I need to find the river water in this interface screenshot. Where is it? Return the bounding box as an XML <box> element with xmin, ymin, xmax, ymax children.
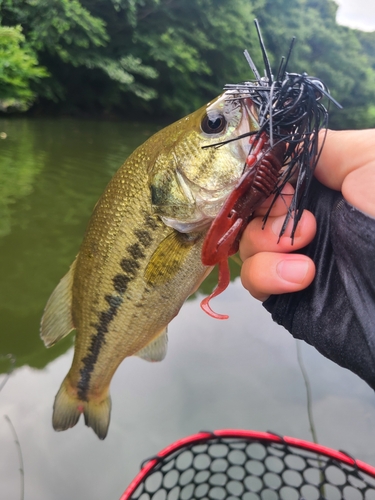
<box><xmin>0</xmin><ymin>118</ymin><xmax>374</xmax><ymax>500</ymax></box>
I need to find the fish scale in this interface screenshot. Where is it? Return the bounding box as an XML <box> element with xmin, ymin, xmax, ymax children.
<box><xmin>40</xmin><ymin>93</ymin><xmax>255</xmax><ymax>439</ymax></box>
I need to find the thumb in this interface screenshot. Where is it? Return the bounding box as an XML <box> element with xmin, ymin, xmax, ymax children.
<box><xmin>316</xmin><ymin>129</ymin><xmax>375</xmax><ymax>216</ymax></box>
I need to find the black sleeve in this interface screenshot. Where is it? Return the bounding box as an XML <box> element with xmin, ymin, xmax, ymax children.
<box><xmin>263</xmin><ymin>178</ymin><xmax>375</xmax><ymax>391</ymax></box>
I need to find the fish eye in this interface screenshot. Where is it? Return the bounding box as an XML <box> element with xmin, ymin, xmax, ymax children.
<box><xmin>201</xmin><ymin>112</ymin><xmax>227</xmax><ymax>134</ymax></box>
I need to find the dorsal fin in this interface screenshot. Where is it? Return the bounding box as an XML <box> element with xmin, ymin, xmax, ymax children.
<box><xmin>40</xmin><ymin>259</ymin><xmax>76</xmax><ymax>347</ymax></box>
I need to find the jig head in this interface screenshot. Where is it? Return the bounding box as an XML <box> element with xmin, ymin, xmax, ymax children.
<box><xmin>200</xmin><ymin>20</ymin><xmax>341</xmax><ymax>319</ymax></box>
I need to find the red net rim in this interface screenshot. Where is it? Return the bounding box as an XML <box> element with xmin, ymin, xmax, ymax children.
<box><xmin>120</xmin><ymin>429</ymin><xmax>375</xmax><ymax>499</ymax></box>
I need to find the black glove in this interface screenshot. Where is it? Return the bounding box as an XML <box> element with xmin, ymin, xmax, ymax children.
<box><xmin>263</xmin><ymin>178</ymin><xmax>375</xmax><ymax>391</ymax></box>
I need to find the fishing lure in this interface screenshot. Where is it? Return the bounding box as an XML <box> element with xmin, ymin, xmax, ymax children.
<box><xmin>200</xmin><ymin>20</ymin><xmax>341</xmax><ymax>319</ymax></box>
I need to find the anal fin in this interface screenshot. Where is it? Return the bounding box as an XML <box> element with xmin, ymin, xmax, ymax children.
<box><xmin>134</xmin><ymin>328</ymin><xmax>168</xmax><ymax>362</ymax></box>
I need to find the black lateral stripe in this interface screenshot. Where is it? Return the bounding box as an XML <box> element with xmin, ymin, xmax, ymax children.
<box><xmin>134</xmin><ymin>229</ymin><xmax>153</xmax><ymax>248</ymax></box>
<box><xmin>77</xmin><ymin>217</ymin><xmax>155</xmax><ymax>399</ymax></box>
<box><xmin>77</xmin><ymin>295</ymin><xmax>123</xmax><ymax>400</ymax></box>
<box><xmin>120</xmin><ymin>258</ymin><xmax>140</xmax><ymax>275</ymax></box>
<box><xmin>127</xmin><ymin>243</ymin><xmax>145</xmax><ymax>259</ymax></box>
<box><xmin>144</xmin><ymin>213</ymin><xmax>159</xmax><ymax>230</ymax></box>
<box><xmin>113</xmin><ymin>274</ymin><xmax>131</xmax><ymax>294</ymax></box>
<box><xmin>105</xmin><ymin>294</ymin><xmax>123</xmax><ymax>307</ymax></box>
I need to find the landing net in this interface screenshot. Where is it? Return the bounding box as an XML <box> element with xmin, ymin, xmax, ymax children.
<box><xmin>120</xmin><ymin>430</ymin><xmax>375</xmax><ymax>500</ymax></box>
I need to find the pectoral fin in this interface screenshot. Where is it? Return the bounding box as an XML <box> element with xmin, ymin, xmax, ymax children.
<box><xmin>135</xmin><ymin>328</ymin><xmax>168</xmax><ymax>362</ymax></box>
<box><xmin>40</xmin><ymin>259</ymin><xmax>76</xmax><ymax>348</ymax></box>
<box><xmin>144</xmin><ymin>231</ymin><xmax>199</xmax><ymax>286</ymax></box>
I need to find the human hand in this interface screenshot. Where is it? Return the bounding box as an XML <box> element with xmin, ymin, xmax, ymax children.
<box><xmin>239</xmin><ymin>129</ymin><xmax>375</xmax><ymax>301</ymax></box>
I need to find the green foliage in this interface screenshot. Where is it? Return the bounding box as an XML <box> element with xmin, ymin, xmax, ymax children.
<box><xmin>1</xmin><ymin>0</ymin><xmax>108</xmax><ymax>55</ymax></box>
<box><xmin>252</xmin><ymin>0</ymin><xmax>375</xmax><ymax>129</ymax></box>
<box><xmin>357</xmin><ymin>30</ymin><xmax>375</xmax><ymax>71</ymax></box>
<box><xmin>0</xmin><ymin>24</ymin><xmax>47</xmax><ymax>110</ymax></box>
<box><xmin>123</xmin><ymin>0</ymin><xmax>259</xmax><ymax>115</ymax></box>
<box><xmin>0</xmin><ymin>0</ymin><xmax>260</xmax><ymax>115</ymax></box>
<box><xmin>1</xmin><ymin>0</ymin><xmax>375</xmax><ymax>127</ymax></box>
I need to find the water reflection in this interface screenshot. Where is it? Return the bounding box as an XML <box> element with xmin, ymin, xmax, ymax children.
<box><xmin>0</xmin><ymin>120</ymin><xmax>45</xmax><ymax>238</ymax></box>
<box><xmin>1</xmin><ymin>286</ymin><xmax>375</xmax><ymax>499</ymax></box>
<box><xmin>0</xmin><ymin>118</ymin><xmax>160</xmax><ymax>371</ymax></box>
<box><xmin>0</xmin><ymin>119</ymin><xmax>374</xmax><ymax>500</ymax></box>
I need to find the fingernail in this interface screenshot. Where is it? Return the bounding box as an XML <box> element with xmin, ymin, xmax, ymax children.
<box><xmin>276</xmin><ymin>259</ymin><xmax>309</xmax><ymax>284</ymax></box>
<box><xmin>272</xmin><ymin>215</ymin><xmax>287</xmax><ymax>236</ymax></box>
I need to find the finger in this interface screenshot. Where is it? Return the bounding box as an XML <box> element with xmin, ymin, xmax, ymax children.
<box><xmin>239</xmin><ymin>209</ymin><xmax>316</xmax><ymax>261</ymax></box>
<box><xmin>241</xmin><ymin>252</ymin><xmax>316</xmax><ymax>301</ymax></box>
<box><xmin>342</xmin><ymin>162</ymin><xmax>375</xmax><ymax>217</ymax></box>
<box><xmin>316</xmin><ymin>129</ymin><xmax>375</xmax><ymax>190</ymax></box>
<box><xmin>253</xmin><ymin>182</ymin><xmax>295</xmax><ymax>217</ymax></box>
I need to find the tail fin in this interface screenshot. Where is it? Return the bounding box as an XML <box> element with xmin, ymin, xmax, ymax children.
<box><xmin>52</xmin><ymin>379</ymin><xmax>111</xmax><ymax>440</ymax></box>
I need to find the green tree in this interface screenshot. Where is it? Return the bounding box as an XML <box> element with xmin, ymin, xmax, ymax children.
<box><xmin>252</xmin><ymin>0</ymin><xmax>375</xmax><ymax>129</ymax></box>
<box><xmin>112</xmin><ymin>0</ymin><xmax>259</xmax><ymax>115</ymax></box>
<box><xmin>0</xmin><ymin>24</ymin><xmax>47</xmax><ymax>110</ymax></box>
<box><xmin>1</xmin><ymin>0</ymin><xmax>375</xmax><ymax>126</ymax></box>
<box><xmin>0</xmin><ymin>0</ymin><xmax>259</xmax><ymax>116</ymax></box>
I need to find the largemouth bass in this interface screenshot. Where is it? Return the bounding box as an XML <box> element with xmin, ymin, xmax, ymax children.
<box><xmin>40</xmin><ymin>92</ymin><xmax>258</xmax><ymax>439</ymax></box>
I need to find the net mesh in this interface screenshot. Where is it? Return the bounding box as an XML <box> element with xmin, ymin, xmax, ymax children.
<box><xmin>129</xmin><ymin>436</ymin><xmax>375</xmax><ymax>500</ymax></box>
